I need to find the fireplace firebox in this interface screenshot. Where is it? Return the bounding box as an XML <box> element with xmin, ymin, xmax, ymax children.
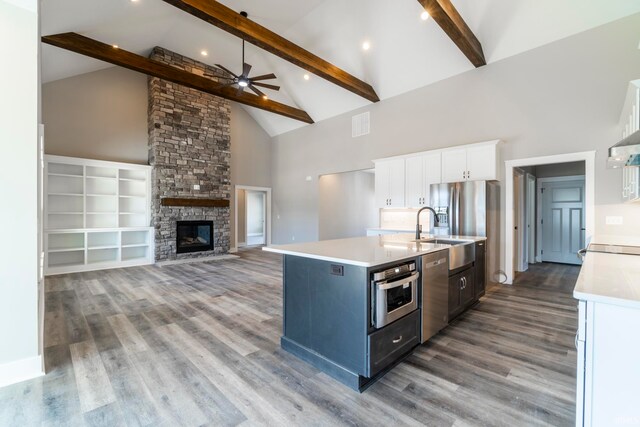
<box><xmin>176</xmin><ymin>221</ymin><xmax>214</xmax><ymax>254</ymax></box>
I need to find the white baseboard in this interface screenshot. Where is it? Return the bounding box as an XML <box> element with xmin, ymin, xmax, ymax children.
<box><xmin>0</xmin><ymin>355</ymin><xmax>44</xmax><ymax>389</ymax></box>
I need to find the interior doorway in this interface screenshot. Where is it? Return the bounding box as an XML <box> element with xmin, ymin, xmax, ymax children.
<box><xmin>234</xmin><ymin>185</ymin><xmax>271</xmax><ymax>249</ymax></box>
<box><xmin>505</xmin><ymin>152</ymin><xmax>595</xmax><ymax>284</ymax></box>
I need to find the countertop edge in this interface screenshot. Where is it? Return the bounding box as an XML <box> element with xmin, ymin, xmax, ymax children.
<box><xmin>573</xmin><ymin>290</ymin><xmax>640</xmax><ymax>310</ymax></box>
<box><xmin>262</xmin><ymin>245</ymin><xmax>451</xmax><ymax>268</ymax></box>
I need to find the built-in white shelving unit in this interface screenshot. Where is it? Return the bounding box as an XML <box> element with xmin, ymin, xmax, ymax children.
<box><xmin>45</xmin><ymin>155</ymin><xmax>154</xmax><ymax>275</ymax></box>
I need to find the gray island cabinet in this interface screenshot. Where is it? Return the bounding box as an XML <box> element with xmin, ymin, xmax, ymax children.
<box><xmin>264</xmin><ymin>234</ymin><xmax>487</xmax><ymax>391</ymax></box>
<box><xmin>281</xmin><ymin>254</ymin><xmax>421</xmax><ymax>391</ymax></box>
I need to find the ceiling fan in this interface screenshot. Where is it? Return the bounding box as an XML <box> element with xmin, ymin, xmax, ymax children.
<box><xmin>215</xmin><ymin>12</ymin><xmax>280</xmax><ymax>99</ymax></box>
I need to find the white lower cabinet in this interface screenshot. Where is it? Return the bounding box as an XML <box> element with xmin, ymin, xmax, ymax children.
<box><xmin>576</xmin><ymin>300</ymin><xmax>640</xmax><ymax>426</ymax></box>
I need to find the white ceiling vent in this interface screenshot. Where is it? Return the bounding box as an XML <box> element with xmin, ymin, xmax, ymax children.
<box><xmin>352</xmin><ymin>112</ymin><xmax>370</xmax><ymax>138</ymax></box>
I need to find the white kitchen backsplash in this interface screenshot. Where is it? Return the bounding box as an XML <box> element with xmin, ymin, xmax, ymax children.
<box><xmin>379</xmin><ymin>209</ymin><xmax>419</xmax><ymax>230</ymax></box>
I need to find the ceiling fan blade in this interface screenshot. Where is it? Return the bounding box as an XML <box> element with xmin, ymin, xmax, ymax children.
<box><xmin>249</xmin><ymin>85</ymin><xmax>267</xmax><ymax>98</ymax></box>
<box><xmin>249</xmin><ymin>73</ymin><xmax>276</xmax><ymax>81</ymax></box>
<box><xmin>252</xmin><ymin>82</ymin><xmax>280</xmax><ymax>91</ymax></box>
<box><xmin>215</xmin><ymin>64</ymin><xmax>238</xmax><ymax>78</ymax></box>
<box><xmin>242</xmin><ymin>62</ymin><xmax>252</xmax><ymax>77</ymax></box>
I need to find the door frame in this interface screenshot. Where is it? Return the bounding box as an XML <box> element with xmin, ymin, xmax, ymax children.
<box><xmin>514</xmin><ymin>168</ymin><xmax>527</xmax><ymax>272</ymax></box>
<box><xmin>526</xmin><ymin>173</ymin><xmax>536</xmax><ymax>265</ymax></box>
<box><xmin>233</xmin><ymin>185</ymin><xmax>272</xmax><ymax>252</ymax></box>
<box><xmin>505</xmin><ymin>151</ymin><xmax>595</xmax><ymax>284</ymax></box>
<box><xmin>536</xmin><ymin>175</ymin><xmax>586</xmax><ymax>263</ymax></box>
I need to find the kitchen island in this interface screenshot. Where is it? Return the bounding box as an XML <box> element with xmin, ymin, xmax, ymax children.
<box><xmin>263</xmin><ymin>233</ymin><xmax>486</xmax><ymax>391</ymax></box>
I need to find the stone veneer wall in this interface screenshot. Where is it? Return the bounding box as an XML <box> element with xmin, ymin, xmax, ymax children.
<box><xmin>148</xmin><ymin>47</ymin><xmax>231</xmax><ymax>261</ymax></box>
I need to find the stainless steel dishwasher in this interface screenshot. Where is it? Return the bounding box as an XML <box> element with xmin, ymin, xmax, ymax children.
<box><xmin>421</xmin><ymin>249</ymin><xmax>450</xmax><ymax>343</ymax></box>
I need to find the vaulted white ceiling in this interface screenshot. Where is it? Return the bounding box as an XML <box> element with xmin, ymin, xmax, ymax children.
<box><xmin>41</xmin><ymin>0</ymin><xmax>640</xmax><ymax>136</ymax></box>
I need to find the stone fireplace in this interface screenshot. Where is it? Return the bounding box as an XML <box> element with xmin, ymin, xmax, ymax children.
<box><xmin>148</xmin><ymin>47</ymin><xmax>231</xmax><ymax>261</ymax></box>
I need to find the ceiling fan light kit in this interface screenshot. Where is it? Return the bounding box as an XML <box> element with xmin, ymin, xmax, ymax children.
<box><xmin>213</xmin><ymin>11</ymin><xmax>281</xmax><ymax>99</ymax></box>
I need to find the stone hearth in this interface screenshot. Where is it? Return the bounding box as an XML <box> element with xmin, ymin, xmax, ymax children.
<box><xmin>148</xmin><ymin>47</ymin><xmax>231</xmax><ymax>261</ymax></box>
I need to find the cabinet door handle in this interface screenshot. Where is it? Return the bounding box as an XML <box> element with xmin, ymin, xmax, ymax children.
<box><xmin>574</xmin><ymin>332</ymin><xmax>579</xmax><ymax>350</ymax></box>
<box><xmin>392</xmin><ymin>336</ymin><xmax>403</xmax><ymax>344</ymax></box>
<box><xmin>468</xmin><ymin>170</ymin><xmax>470</xmax><ymax>179</ymax></box>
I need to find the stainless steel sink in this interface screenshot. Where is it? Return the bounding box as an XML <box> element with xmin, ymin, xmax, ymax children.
<box><xmin>418</xmin><ymin>238</ymin><xmax>475</xmax><ymax>270</ymax></box>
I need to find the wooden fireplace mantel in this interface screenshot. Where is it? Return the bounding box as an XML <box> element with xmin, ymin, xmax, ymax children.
<box><xmin>161</xmin><ymin>198</ymin><xmax>230</xmax><ymax>208</ymax></box>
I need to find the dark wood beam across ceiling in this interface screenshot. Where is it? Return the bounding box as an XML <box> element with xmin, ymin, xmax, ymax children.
<box><xmin>41</xmin><ymin>32</ymin><xmax>314</xmax><ymax>124</ymax></box>
<box><xmin>161</xmin><ymin>0</ymin><xmax>380</xmax><ymax>103</ymax></box>
<box><xmin>418</xmin><ymin>0</ymin><xmax>486</xmax><ymax>67</ymax></box>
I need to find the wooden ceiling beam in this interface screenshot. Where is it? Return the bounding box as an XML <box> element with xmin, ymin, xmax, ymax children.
<box><xmin>41</xmin><ymin>32</ymin><xmax>314</xmax><ymax>124</ymax></box>
<box><xmin>161</xmin><ymin>0</ymin><xmax>380</xmax><ymax>103</ymax></box>
<box><xmin>418</xmin><ymin>0</ymin><xmax>486</xmax><ymax>67</ymax></box>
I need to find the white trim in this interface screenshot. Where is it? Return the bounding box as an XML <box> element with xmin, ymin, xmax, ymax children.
<box><xmin>4</xmin><ymin>0</ymin><xmax>38</xmax><ymax>13</ymax></box>
<box><xmin>505</xmin><ymin>151</ymin><xmax>595</xmax><ymax>284</ymax></box>
<box><xmin>234</xmin><ymin>185</ymin><xmax>272</xmax><ymax>252</ymax></box>
<box><xmin>536</xmin><ymin>175</ymin><xmax>586</xmax><ymax>184</ymax></box>
<box><xmin>0</xmin><ymin>355</ymin><xmax>44</xmax><ymax>388</ymax></box>
<box><xmin>526</xmin><ymin>173</ymin><xmax>536</xmax><ymax>265</ymax></box>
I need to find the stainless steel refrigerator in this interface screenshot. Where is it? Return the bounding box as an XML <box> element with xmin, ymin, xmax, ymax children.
<box><xmin>430</xmin><ymin>181</ymin><xmax>501</xmax><ymax>285</ymax></box>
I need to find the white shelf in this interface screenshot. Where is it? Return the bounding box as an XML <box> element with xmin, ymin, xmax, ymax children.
<box><xmin>49</xmin><ymin>193</ymin><xmax>83</xmax><ymax>197</ymax></box>
<box><xmin>48</xmin><ymin>212</ymin><xmax>83</xmax><ymax>215</ymax></box>
<box><xmin>48</xmin><ymin>173</ymin><xmax>82</xmax><ymax>179</ymax></box>
<box><xmin>45</xmin><ymin>155</ymin><xmax>153</xmax><ymax>275</ymax></box>
<box><xmin>88</xmin><ymin>245</ymin><xmax>119</xmax><ymax>250</ymax></box>
<box><xmin>48</xmin><ymin>247</ymin><xmax>85</xmax><ymax>253</ymax></box>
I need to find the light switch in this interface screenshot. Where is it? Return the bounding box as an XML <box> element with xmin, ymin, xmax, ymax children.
<box><xmin>605</xmin><ymin>216</ymin><xmax>623</xmax><ymax>225</ymax></box>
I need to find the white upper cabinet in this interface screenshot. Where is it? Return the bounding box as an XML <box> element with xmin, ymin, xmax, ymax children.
<box><xmin>441</xmin><ymin>142</ymin><xmax>499</xmax><ymax>183</ymax></box>
<box><xmin>375</xmin><ymin>159</ymin><xmax>405</xmax><ymax>208</ymax></box>
<box><xmin>622</xmin><ymin>166</ymin><xmax>639</xmax><ymax>202</ymax></box>
<box><xmin>374</xmin><ymin>140</ymin><xmax>500</xmax><ymax>209</ymax></box>
<box><xmin>405</xmin><ymin>152</ymin><xmax>441</xmax><ymax>207</ymax></box>
<box><xmin>441</xmin><ymin>148</ymin><xmax>468</xmax><ymax>183</ymax></box>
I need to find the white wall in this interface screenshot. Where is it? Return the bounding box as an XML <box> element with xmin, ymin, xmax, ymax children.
<box><xmin>43</xmin><ymin>67</ymin><xmax>148</xmax><ymax>164</ymax></box>
<box><xmin>318</xmin><ymin>171</ymin><xmax>377</xmax><ymax>240</ymax></box>
<box><xmin>0</xmin><ymin>0</ymin><xmax>42</xmax><ymax>385</ymax></box>
<box><xmin>270</xmin><ymin>13</ymin><xmax>640</xmax><ymax>270</ymax></box>
<box><xmin>230</xmin><ymin>103</ymin><xmax>272</xmax><ymax>249</ymax></box>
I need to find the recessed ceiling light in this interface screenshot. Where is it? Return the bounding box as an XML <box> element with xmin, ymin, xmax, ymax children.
<box><xmin>201</xmin><ymin>50</ymin><xmax>208</xmax><ymax>56</ymax></box>
<box><xmin>262</xmin><ymin>95</ymin><xmax>268</xmax><ymax>100</ymax></box>
<box><xmin>362</xmin><ymin>41</ymin><xmax>371</xmax><ymax>51</ymax></box>
<box><xmin>303</xmin><ymin>74</ymin><xmax>310</xmax><ymax>80</ymax></box>
<box><xmin>112</xmin><ymin>44</ymin><xmax>119</xmax><ymax>49</ymax></box>
<box><xmin>421</xmin><ymin>11</ymin><xmax>430</xmax><ymax>21</ymax></box>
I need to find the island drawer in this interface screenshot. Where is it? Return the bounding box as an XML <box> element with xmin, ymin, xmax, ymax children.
<box><xmin>368</xmin><ymin>310</ymin><xmax>420</xmax><ymax>377</ymax></box>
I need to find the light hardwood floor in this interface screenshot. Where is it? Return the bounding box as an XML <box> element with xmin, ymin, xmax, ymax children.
<box><xmin>0</xmin><ymin>251</ymin><xmax>579</xmax><ymax>426</ymax></box>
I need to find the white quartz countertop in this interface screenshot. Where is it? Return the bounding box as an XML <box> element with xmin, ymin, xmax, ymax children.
<box><xmin>262</xmin><ymin>234</ymin><xmax>486</xmax><ymax>268</ymax></box>
<box><xmin>573</xmin><ymin>235</ymin><xmax>640</xmax><ymax>309</ymax></box>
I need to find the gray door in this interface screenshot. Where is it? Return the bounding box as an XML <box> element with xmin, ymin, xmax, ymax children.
<box><xmin>541</xmin><ymin>179</ymin><xmax>585</xmax><ymax>265</ymax></box>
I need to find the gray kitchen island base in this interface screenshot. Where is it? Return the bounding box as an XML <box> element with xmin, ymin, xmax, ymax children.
<box><xmin>281</xmin><ymin>254</ymin><xmax>421</xmax><ymax>392</ymax></box>
<box><xmin>281</xmin><ymin>334</ymin><xmax>417</xmax><ymax>392</ymax></box>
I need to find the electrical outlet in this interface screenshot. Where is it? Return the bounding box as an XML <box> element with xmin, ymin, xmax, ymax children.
<box><xmin>193</xmin><ymin>184</ymin><xmax>200</xmax><ymax>190</ymax></box>
<box><xmin>605</xmin><ymin>216</ymin><xmax>623</xmax><ymax>225</ymax></box>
